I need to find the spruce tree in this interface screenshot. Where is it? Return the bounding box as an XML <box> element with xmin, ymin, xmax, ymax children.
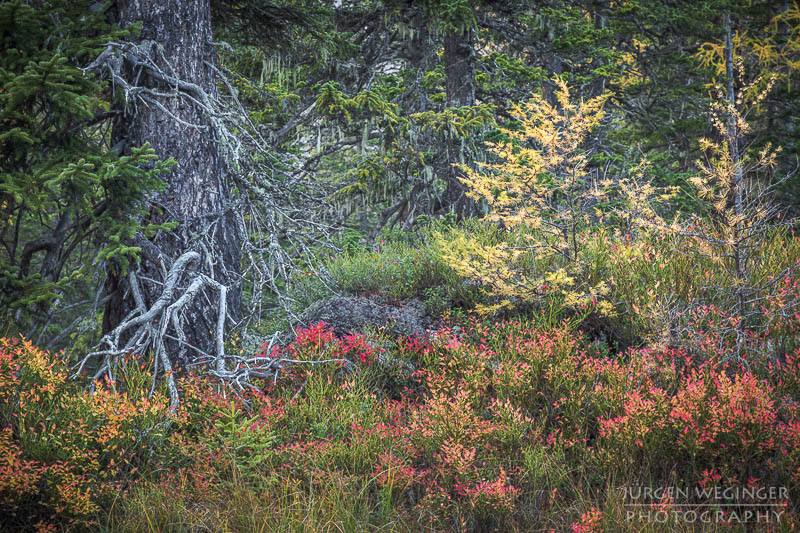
<box><xmin>0</xmin><ymin>0</ymin><xmax>170</xmax><ymax>346</ymax></box>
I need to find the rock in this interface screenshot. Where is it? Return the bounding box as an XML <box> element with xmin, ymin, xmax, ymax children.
<box><xmin>298</xmin><ymin>296</ymin><xmax>432</xmax><ymax>338</ymax></box>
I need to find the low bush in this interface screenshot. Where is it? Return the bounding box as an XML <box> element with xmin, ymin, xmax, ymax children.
<box><xmin>4</xmin><ymin>294</ymin><xmax>799</xmax><ymax>531</ymax></box>
<box><xmin>0</xmin><ymin>338</ymin><xmax>173</xmax><ymax>531</ymax></box>
<box><xmin>99</xmin><ymin>317</ymin><xmax>800</xmax><ymax>531</ymax></box>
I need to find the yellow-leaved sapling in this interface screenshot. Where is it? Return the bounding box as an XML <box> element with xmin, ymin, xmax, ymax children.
<box><xmin>438</xmin><ymin>79</ymin><xmax>668</xmax><ymax>317</ymax></box>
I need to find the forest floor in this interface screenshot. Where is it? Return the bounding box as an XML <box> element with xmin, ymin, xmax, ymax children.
<box><xmin>2</xmin><ymin>227</ymin><xmax>799</xmax><ymax>532</ymax></box>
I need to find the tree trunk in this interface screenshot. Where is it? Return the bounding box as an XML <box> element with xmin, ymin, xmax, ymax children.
<box><xmin>724</xmin><ymin>12</ymin><xmax>747</xmax><ymax>325</ymax></box>
<box><xmin>441</xmin><ymin>24</ymin><xmax>478</xmax><ymax>218</ymax></box>
<box><xmin>104</xmin><ymin>0</ymin><xmax>240</xmax><ymax>367</ymax></box>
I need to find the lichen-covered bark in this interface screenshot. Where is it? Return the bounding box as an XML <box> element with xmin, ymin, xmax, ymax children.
<box><xmin>104</xmin><ymin>0</ymin><xmax>240</xmax><ymax>366</ymax></box>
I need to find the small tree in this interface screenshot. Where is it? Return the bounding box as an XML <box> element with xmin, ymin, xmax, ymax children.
<box><xmin>0</xmin><ymin>1</ymin><xmax>170</xmax><ymax>344</ymax></box>
<box><xmin>439</xmin><ymin>79</ymin><xmax>628</xmax><ymax>315</ymax></box>
<box><xmin>684</xmin><ymin>70</ymin><xmax>798</xmax><ymax>356</ymax></box>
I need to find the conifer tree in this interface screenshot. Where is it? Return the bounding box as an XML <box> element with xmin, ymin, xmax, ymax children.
<box><xmin>101</xmin><ymin>0</ymin><xmax>242</xmax><ymax>371</ymax></box>
<box><xmin>0</xmin><ymin>0</ymin><xmax>170</xmax><ymax>344</ymax></box>
<box><xmin>685</xmin><ymin>73</ymin><xmax>796</xmax><ymax>356</ymax></box>
<box><xmin>440</xmin><ymin>80</ymin><xmax>620</xmax><ymax>314</ymax></box>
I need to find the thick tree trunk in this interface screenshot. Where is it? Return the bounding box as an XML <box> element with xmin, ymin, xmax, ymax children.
<box><xmin>444</xmin><ymin>28</ymin><xmax>476</xmax><ymax>109</ymax></box>
<box><xmin>441</xmin><ymin>25</ymin><xmax>478</xmax><ymax>218</ymax></box>
<box><xmin>104</xmin><ymin>0</ymin><xmax>240</xmax><ymax>367</ymax></box>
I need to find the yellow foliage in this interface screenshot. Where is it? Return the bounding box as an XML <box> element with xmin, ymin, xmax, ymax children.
<box><xmin>695</xmin><ymin>4</ymin><xmax>800</xmax><ymax>86</ymax></box>
<box><xmin>440</xmin><ymin>80</ymin><xmax>659</xmax><ymax>315</ymax></box>
<box><xmin>458</xmin><ymin>79</ymin><xmax>608</xmax><ymax>255</ymax></box>
<box><xmin>691</xmin><ymin>77</ymin><xmax>780</xmax><ymax>238</ymax></box>
<box><xmin>681</xmin><ymin>70</ymin><xmax>790</xmax><ymax>342</ymax></box>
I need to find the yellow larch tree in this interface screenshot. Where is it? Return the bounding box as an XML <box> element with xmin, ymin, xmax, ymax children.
<box><xmin>438</xmin><ymin>79</ymin><xmax>631</xmax><ymax>315</ymax></box>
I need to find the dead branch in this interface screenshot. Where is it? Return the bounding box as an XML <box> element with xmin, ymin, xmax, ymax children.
<box><xmin>77</xmin><ymin>37</ymin><xmax>344</xmax><ymax>406</ymax></box>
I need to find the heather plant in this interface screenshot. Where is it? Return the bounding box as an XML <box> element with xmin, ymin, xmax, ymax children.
<box><xmin>5</xmin><ymin>311</ymin><xmax>800</xmax><ymax>531</ymax></box>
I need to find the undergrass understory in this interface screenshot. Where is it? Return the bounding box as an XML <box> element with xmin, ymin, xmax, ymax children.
<box><xmin>2</xmin><ymin>227</ymin><xmax>800</xmax><ymax>532</ymax></box>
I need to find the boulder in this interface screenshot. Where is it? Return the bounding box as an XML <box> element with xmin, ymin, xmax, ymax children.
<box><xmin>298</xmin><ymin>296</ymin><xmax>432</xmax><ymax>338</ymax></box>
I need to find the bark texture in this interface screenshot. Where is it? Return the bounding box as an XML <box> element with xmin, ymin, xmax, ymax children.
<box><xmin>442</xmin><ymin>25</ymin><xmax>478</xmax><ymax>218</ymax></box>
<box><xmin>104</xmin><ymin>0</ymin><xmax>240</xmax><ymax>366</ymax></box>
